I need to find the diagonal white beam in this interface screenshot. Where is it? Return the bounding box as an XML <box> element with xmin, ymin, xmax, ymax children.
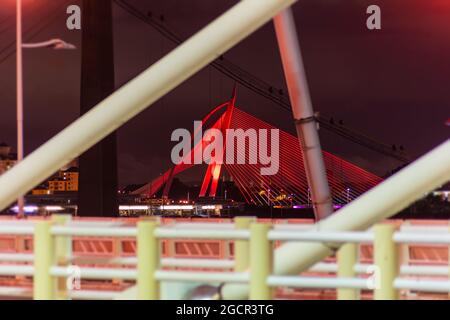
<box><xmin>221</xmin><ymin>139</ymin><xmax>450</xmax><ymax>299</ymax></box>
<box><xmin>274</xmin><ymin>8</ymin><xmax>333</xmax><ymax>220</ymax></box>
<box><xmin>0</xmin><ymin>0</ymin><xmax>297</xmax><ymax>211</ymax></box>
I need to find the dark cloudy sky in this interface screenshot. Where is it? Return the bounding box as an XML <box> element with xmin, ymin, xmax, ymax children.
<box><xmin>0</xmin><ymin>0</ymin><xmax>449</xmax><ymax>186</ymax></box>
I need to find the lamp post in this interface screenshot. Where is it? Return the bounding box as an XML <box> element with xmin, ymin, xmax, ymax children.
<box><xmin>16</xmin><ymin>0</ymin><xmax>24</xmax><ymax>218</ymax></box>
<box><xmin>16</xmin><ymin>0</ymin><xmax>76</xmax><ymax>218</ymax></box>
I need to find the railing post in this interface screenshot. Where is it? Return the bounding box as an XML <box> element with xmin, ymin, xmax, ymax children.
<box><xmin>250</xmin><ymin>223</ymin><xmax>273</xmax><ymax>300</ymax></box>
<box><xmin>337</xmin><ymin>243</ymin><xmax>359</xmax><ymax>300</ymax></box>
<box><xmin>112</xmin><ymin>237</ymin><xmax>124</xmax><ymax>285</ymax></box>
<box><xmin>374</xmin><ymin>224</ymin><xmax>399</xmax><ymax>300</ymax></box>
<box><xmin>34</xmin><ymin>220</ymin><xmax>56</xmax><ymax>300</ymax></box>
<box><xmin>234</xmin><ymin>217</ymin><xmax>254</xmax><ymax>272</ymax></box>
<box><xmin>52</xmin><ymin>214</ymin><xmax>72</xmax><ymax>299</ymax></box>
<box><xmin>137</xmin><ymin>220</ymin><xmax>159</xmax><ymax>300</ymax></box>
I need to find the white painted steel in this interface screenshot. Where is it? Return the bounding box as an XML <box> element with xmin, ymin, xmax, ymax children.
<box><xmin>0</xmin><ymin>226</ymin><xmax>34</xmax><ymax>235</ymax></box>
<box><xmin>0</xmin><ymin>253</ymin><xmax>34</xmax><ymax>262</ymax></box>
<box><xmin>155</xmin><ymin>270</ymin><xmax>249</xmax><ymax>283</ymax></box>
<box><xmin>161</xmin><ymin>258</ymin><xmax>235</xmax><ymax>269</ymax></box>
<box><xmin>50</xmin><ymin>266</ymin><xmax>137</xmax><ymax>280</ymax></box>
<box><xmin>51</xmin><ymin>226</ymin><xmax>137</xmax><ymax>237</ymax></box>
<box><xmin>0</xmin><ymin>265</ymin><xmax>34</xmax><ymax>276</ymax></box>
<box><xmin>155</xmin><ymin>228</ymin><xmax>249</xmax><ymax>240</ymax></box>
<box><xmin>268</xmin><ymin>230</ymin><xmax>374</xmax><ymax>243</ymax></box>
<box><xmin>267</xmin><ymin>276</ymin><xmax>369</xmax><ymax>289</ymax></box>
<box><xmin>394</xmin><ymin>279</ymin><xmax>450</xmax><ymax>293</ymax></box>
<box><xmin>222</xmin><ymin>140</ymin><xmax>450</xmax><ymax>299</ymax></box>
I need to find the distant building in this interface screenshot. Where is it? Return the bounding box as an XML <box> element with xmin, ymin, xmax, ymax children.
<box><xmin>0</xmin><ymin>142</ymin><xmax>17</xmax><ymax>175</ymax></box>
<box><xmin>432</xmin><ymin>182</ymin><xmax>450</xmax><ymax>202</ymax></box>
<box><xmin>60</xmin><ymin>167</ymin><xmax>79</xmax><ymax>192</ymax></box>
<box><xmin>33</xmin><ymin>166</ymin><xmax>79</xmax><ymax>194</ymax></box>
<box><xmin>32</xmin><ymin>183</ymin><xmax>51</xmax><ymax>195</ymax></box>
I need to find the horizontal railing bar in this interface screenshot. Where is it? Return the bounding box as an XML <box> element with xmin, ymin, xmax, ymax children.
<box><xmin>51</xmin><ymin>226</ymin><xmax>137</xmax><ymax>237</ymax></box>
<box><xmin>0</xmin><ymin>253</ymin><xmax>34</xmax><ymax>262</ymax></box>
<box><xmin>166</xmin><ymin>223</ymin><xmax>234</xmax><ymax>229</ymax></box>
<box><xmin>394</xmin><ymin>279</ymin><xmax>450</xmax><ymax>293</ymax></box>
<box><xmin>267</xmin><ymin>276</ymin><xmax>370</xmax><ymax>289</ymax></box>
<box><xmin>0</xmin><ymin>286</ymin><xmax>30</xmax><ymax>297</ymax></box>
<box><xmin>71</xmin><ymin>256</ymin><xmax>138</xmax><ymax>266</ymax></box>
<box><xmin>170</xmin><ymin>223</ymin><xmax>314</xmax><ymax>231</ymax></box>
<box><xmin>0</xmin><ymin>265</ymin><xmax>34</xmax><ymax>276</ymax></box>
<box><xmin>310</xmin><ymin>263</ymin><xmax>449</xmax><ymax>276</ymax></box>
<box><xmin>393</xmin><ymin>233</ymin><xmax>450</xmax><ymax>244</ymax></box>
<box><xmin>400</xmin><ymin>265</ymin><xmax>449</xmax><ymax>276</ymax></box>
<box><xmin>155</xmin><ymin>270</ymin><xmax>249</xmax><ymax>283</ymax></box>
<box><xmin>0</xmin><ymin>226</ymin><xmax>35</xmax><ymax>235</ymax></box>
<box><xmin>161</xmin><ymin>258</ymin><xmax>235</xmax><ymax>269</ymax></box>
<box><xmin>69</xmin><ymin>290</ymin><xmax>122</xmax><ymax>300</ymax></box>
<box><xmin>400</xmin><ymin>226</ymin><xmax>449</xmax><ymax>233</ymax></box>
<box><xmin>273</xmin><ymin>225</ymin><xmax>314</xmax><ymax>231</ymax></box>
<box><xmin>268</xmin><ymin>230</ymin><xmax>374</xmax><ymax>243</ymax></box>
<box><xmin>155</xmin><ymin>228</ymin><xmax>250</xmax><ymax>240</ymax></box>
<box><xmin>50</xmin><ymin>266</ymin><xmax>137</xmax><ymax>280</ymax></box>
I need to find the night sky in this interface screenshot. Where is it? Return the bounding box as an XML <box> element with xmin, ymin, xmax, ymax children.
<box><xmin>0</xmin><ymin>0</ymin><xmax>449</xmax><ymax>187</ymax></box>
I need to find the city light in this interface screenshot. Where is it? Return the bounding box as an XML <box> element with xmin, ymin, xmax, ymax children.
<box><xmin>160</xmin><ymin>205</ymin><xmax>194</xmax><ymax>210</ymax></box>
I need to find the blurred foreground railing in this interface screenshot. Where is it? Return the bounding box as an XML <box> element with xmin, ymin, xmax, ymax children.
<box><xmin>0</xmin><ymin>216</ymin><xmax>448</xmax><ymax>300</ymax></box>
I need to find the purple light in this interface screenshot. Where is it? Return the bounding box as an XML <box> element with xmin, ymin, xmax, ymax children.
<box><xmin>11</xmin><ymin>205</ymin><xmax>38</xmax><ymax>213</ymax></box>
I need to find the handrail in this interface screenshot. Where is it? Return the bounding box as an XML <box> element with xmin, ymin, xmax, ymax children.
<box><xmin>0</xmin><ymin>217</ymin><xmax>448</xmax><ymax>300</ymax></box>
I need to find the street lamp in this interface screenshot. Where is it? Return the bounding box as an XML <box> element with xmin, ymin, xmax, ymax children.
<box><xmin>22</xmin><ymin>38</ymin><xmax>77</xmax><ymax>50</ymax></box>
<box><xmin>16</xmin><ymin>0</ymin><xmax>76</xmax><ymax>218</ymax></box>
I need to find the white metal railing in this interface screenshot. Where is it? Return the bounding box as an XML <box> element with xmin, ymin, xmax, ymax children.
<box><xmin>0</xmin><ymin>216</ymin><xmax>448</xmax><ymax>300</ymax></box>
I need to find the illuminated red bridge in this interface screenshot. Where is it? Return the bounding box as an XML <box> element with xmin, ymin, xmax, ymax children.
<box><xmin>134</xmin><ymin>92</ymin><xmax>382</xmax><ymax>206</ymax></box>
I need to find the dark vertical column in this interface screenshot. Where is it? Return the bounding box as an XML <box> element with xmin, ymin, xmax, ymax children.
<box><xmin>78</xmin><ymin>0</ymin><xmax>118</xmax><ymax>217</ymax></box>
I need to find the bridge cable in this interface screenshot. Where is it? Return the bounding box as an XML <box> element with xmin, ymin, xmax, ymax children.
<box><xmin>113</xmin><ymin>0</ymin><xmax>409</xmax><ymax>164</ymax></box>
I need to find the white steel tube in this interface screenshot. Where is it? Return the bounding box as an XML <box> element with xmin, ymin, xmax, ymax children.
<box><xmin>69</xmin><ymin>290</ymin><xmax>121</xmax><ymax>300</ymax></box>
<box><xmin>307</xmin><ymin>263</ymin><xmax>449</xmax><ymax>276</ymax></box>
<box><xmin>155</xmin><ymin>228</ymin><xmax>249</xmax><ymax>240</ymax></box>
<box><xmin>155</xmin><ymin>270</ymin><xmax>249</xmax><ymax>283</ymax></box>
<box><xmin>400</xmin><ymin>226</ymin><xmax>449</xmax><ymax>233</ymax></box>
<box><xmin>0</xmin><ymin>226</ymin><xmax>34</xmax><ymax>235</ymax></box>
<box><xmin>400</xmin><ymin>265</ymin><xmax>449</xmax><ymax>276</ymax></box>
<box><xmin>222</xmin><ymin>139</ymin><xmax>450</xmax><ymax>299</ymax></box>
<box><xmin>51</xmin><ymin>226</ymin><xmax>137</xmax><ymax>237</ymax></box>
<box><xmin>0</xmin><ymin>0</ymin><xmax>297</xmax><ymax>212</ymax></box>
<box><xmin>274</xmin><ymin>8</ymin><xmax>333</xmax><ymax>220</ymax></box>
<box><xmin>310</xmin><ymin>263</ymin><xmax>450</xmax><ymax>276</ymax></box>
<box><xmin>394</xmin><ymin>279</ymin><xmax>450</xmax><ymax>293</ymax></box>
<box><xmin>170</xmin><ymin>223</ymin><xmax>235</xmax><ymax>229</ymax></box>
<box><xmin>268</xmin><ymin>230</ymin><xmax>373</xmax><ymax>243</ymax></box>
<box><xmin>161</xmin><ymin>258</ymin><xmax>235</xmax><ymax>269</ymax></box>
<box><xmin>393</xmin><ymin>233</ymin><xmax>450</xmax><ymax>244</ymax></box>
<box><xmin>0</xmin><ymin>265</ymin><xmax>34</xmax><ymax>276</ymax></box>
<box><xmin>0</xmin><ymin>253</ymin><xmax>34</xmax><ymax>262</ymax></box>
<box><xmin>50</xmin><ymin>266</ymin><xmax>137</xmax><ymax>280</ymax></box>
<box><xmin>267</xmin><ymin>276</ymin><xmax>369</xmax><ymax>289</ymax></box>
<box><xmin>0</xmin><ymin>287</ymin><xmax>30</xmax><ymax>297</ymax></box>
<box><xmin>16</xmin><ymin>0</ymin><xmax>24</xmax><ymax>218</ymax></box>
<box><xmin>71</xmin><ymin>256</ymin><xmax>138</xmax><ymax>266</ymax></box>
